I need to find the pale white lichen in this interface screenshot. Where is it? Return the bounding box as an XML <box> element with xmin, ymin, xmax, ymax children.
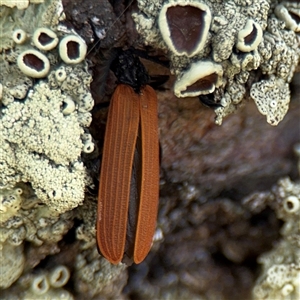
<box><xmin>253</xmin><ymin>241</ymin><xmax>300</xmax><ymax>300</ymax></box>
<box><xmin>70</xmin><ymin>198</ymin><xmax>128</xmax><ymax>297</ymax></box>
<box><xmin>59</xmin><ymin>35</ymin><xmax>87</xmax><ymax>64</ymax></box>
<box><xmin>55</xmin><ymin>66</ymin><xmax>67</xmax><ymax>82</ymax></box>
<box><xmin>2</xmin><ymin>82</ymin><xmax>83</xmax><ymax>165</ymax></box>
<box><xmin>17</xmin><ymin>49</ymin><xmax>51</xmax><ymax>78</ymax></box>
<box><xmin>0</xmin><ymin>62</ymin><xmax>33</xmax><ymax>106</ymax></box>
<box><xmin>236</xmin><ymin>19</ymin><xmax>263</xmax><ymax>52</ymax></box>
<box><xmin>83</xmin><ymin>141</ymin><xmax>95</xmax><ymax>154</ymax></box>
<box><xmin>62</xmin><ymin>96</ymin><xmax>76</xmax><ymax>115</ymax></box>
<box><xmin>250</xmin><ymin>150</ymin><xmax>300</xmax><ymax>300</ymax></box>
<box><xmin>31</xmin><ymin>274</ymin><xmax>50</xmax><ymax>295</ymax></box>
<box><xmin>17</xmin><ymin>155</ymin><xmax>86</xmax><ymax>213</ymax></box>
<box><xmin>0</xmin><ymin>82</ymin><xmax>89</xmax><ymax>211</ymax></box>
<box><xmin>0</xmin><ymin>0</ymin><xmax>96</xmax><ymax>293</ymax></box>
<box><xmin>0</xmin><ymin>194</ymin><xmax>74</xmax><ymax>250</ymax></box>
<box><xmin>24</xmin><ymin>288</ymin><xmax>74</xmax><ymax>300</ymax></box>
<box><xmin>15</xmin><ymin>265</ymin><xmax>73</xmax><ymax>299</ymax></box>
<box><xmin>0</xmin><ymin>0</ymin><xmax>94</xmax><ymax>212</ymax></box>
<box><xmin>12</xmin><ymin>29</ymin><xmax>27</xmax><ymax>44</ymax></box>
<box><xmin>174</xmin><ymin>60</ymin><xmax>223</xmax><ymax>97</ymax></box>
<box><xmin>0</xmin><ymin>0</ymin><xmax>45</xmax><ymax>9</ymax></box>
<box><xmin>0</xmin><ymin>243</ymin><xmax>25</xmax><ymax>289</ymax></box>
<box><xmin>32</xmin><ymin>27</ymin><xmax>59</xmax><ymax>51</ymax></box>
<box><xmin>0</xmin><ymin>187</ymin><xmax>23</xmax><ymax>223</ymax></box>
<box><xmin>74</xmin><ymin>246</ymin><xmax>127</xmax><ymax>297</ymax></box>
<box><xmin>275</xmin><ymin>3</ymin><xmax>300</xmax><ymax>33</ymax></box>
<box><xmin>158</xmin><ymin>0</ymin><xmax>212</xmax><ymax>57</ymax></box>
<box><xmin>250</xmin><ymin>76</ymin><xmax>290</xmax><ymax>126</ymax></box>
<box><xmin>0</xmin><ymin>0</ymin><xmax>30</xmax><ymax>9</ymax></box>
<box><xmin>0</xmin><ymin>0</ymin><xmax>62</xmax><ymax>52</ymax></box>
<box><xmin>283</xmin><ymin>196</ymin><xmax>300</xmax><ymax>214</ymax></box>
<box><xmin>48</xmin><ymin>265</ymin><xmax>70</xmax><ymax>288</ymax></box>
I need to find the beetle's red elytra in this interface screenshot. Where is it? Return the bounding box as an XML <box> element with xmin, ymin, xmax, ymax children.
<box><xmin>97</xmin><ymin>84</ymin><xmax>159</xmax><ymax>264</ymax></box>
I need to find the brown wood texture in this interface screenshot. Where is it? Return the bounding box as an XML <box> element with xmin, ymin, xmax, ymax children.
<box><xmin>97</xmin><ymin>84</ymin><xmax>159</xmax><ymax>264</ymax></box>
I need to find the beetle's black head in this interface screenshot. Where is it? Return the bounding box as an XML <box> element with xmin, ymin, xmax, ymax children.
<box><xmin>110</xmin><ymin>48</ymin><xmax>149</xmax><ymax>93</ymax></box>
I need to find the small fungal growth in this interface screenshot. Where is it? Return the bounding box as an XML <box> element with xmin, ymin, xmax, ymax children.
<box><xmin>61</xmin><ymin>96</ymin><xmax>76</xmax><ymax>115</ymax></box>
<box><xmin>83</xmin><ymin>141</ymin><xmax>94</xmax><ymax>154</ymax></box>
<box><xmin>21</xmin><ymin>265</ymin><xmax>73</xmax><ymax>299</ymax></box>
<box><xmin>283</xmin><ymin>196</ymin><xmax>300</xmax><ymax>214</ymax></box>
<box><xmin>174</xmin><ymin>61</ymin><xmax>223</xmax><ymax>97</ymax></box>
<box><xmin>275</xmin><ymin>4</ymin><xmax>300</xmax><ymax>32</ymax></box>
<box><xmin>32</xmin><ymin>27</ymin><xmax>59</xmax><ymax>51</ymax></box>
<box><xmin>0</xmin><ymin>187</ymin><xmax>23</xmax><ymax>223</ymax></box>
<box><xmin>31</xmin><ymin>274</ymin><xmax>50</xmax><ymax>295</ymax></box>
<box><xmin>59</xmin><ymin>35</ymin><xmax>87</xmax><ymax>64</ymax></box>
<box><xmin>55</xmin><ymin>67</ymin><xmax>67</xmax><ymax>82</ymax></box>
<box><xmin>12</xmin><ymin>29</ymin><xmax>27</xmax><ymax>44</ymax></box>
<box><xmin>17</xmin><ymin>50</ymin><xmax>50</xmax><ymax>78</ymax></box>
<box><xmin>48</xmin><ymin>265</ymin><xmax>70</xmax><ymax>288</ymax></box>
<box><xmin>236</xmin><ymin>19</ymin><xmax>263</xmax><ymax>52</ymax></box>
<box><xmin>158</xmin><ymin>1</ymin><xmax>211</xmax><ymax>57</ymax></box>
<box><xmin>250</xmin><ymin>76</ymin><xmax>290</xmax><ymax>126</ymax></box>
